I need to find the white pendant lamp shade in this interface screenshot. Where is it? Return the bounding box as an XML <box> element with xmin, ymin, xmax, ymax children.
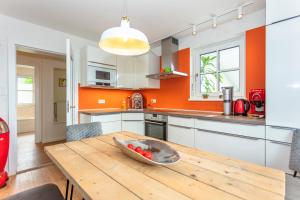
<box><xmin>99</xmin><ymin>17</ymin><xmax>150</xmax><ymax>56</ymax></box>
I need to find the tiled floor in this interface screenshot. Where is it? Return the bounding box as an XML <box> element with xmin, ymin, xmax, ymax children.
<box><xmin>17</xmin><ymin>133</ymin><xmax>64</xmax><ymax>173</ymax></box>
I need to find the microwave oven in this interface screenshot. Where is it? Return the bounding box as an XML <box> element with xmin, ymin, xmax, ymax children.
<box><xmin>87</xmin><ymin>62</ymin><xmax>117</xmax><ymax>87</ymax></box>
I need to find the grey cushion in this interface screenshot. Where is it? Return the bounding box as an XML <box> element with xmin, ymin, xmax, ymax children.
<box><xmin>4</xmin><ymin>184</ymin><xmax>64</xmax><ymax>200</ymax></box>
<box><xmin>289</xmin><ymin>131</ymin><xmax>300</xmax><ymax>172</ymax></box>
<box><xmin>66</xmin><ymin>122</ymin><xmax>102</xmax><ymax>141</ymax></box>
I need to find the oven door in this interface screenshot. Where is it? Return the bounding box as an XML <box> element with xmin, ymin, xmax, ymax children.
<box><xmin>145</xmin><ymin>120</ymin><xmax>166</xmax><ymax>141</ymax></box>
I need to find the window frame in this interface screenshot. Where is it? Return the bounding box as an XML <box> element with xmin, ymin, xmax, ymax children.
<box><xmin>17</xmin><ymin>75</ymin><xmax>35</xmax><ymax>105</ymax></box>
<box><xmin>190</xmin><ymin>36</ymin><xmax>245</xmax><ymax>101</ymax></box>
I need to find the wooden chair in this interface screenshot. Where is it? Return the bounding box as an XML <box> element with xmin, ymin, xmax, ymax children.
<box><xmin>289</xmin><ymin>130</ymin><xmax>300</xmax><ymax>177</ymax></box>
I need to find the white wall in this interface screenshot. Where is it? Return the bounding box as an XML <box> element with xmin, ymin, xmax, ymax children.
<box><xmin>0</xmin><ymin>14</ymin><xmax>97</xmax><ymax>175</ymax></box>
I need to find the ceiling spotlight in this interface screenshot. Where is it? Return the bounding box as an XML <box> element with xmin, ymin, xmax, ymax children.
<box><xmin>192</xmin><ymin>24</ymin><xmax>197</xmax><ymax>36</ymax></box>
<box><xmin>212</xmin><ymin>15</ymin><xmax>217</xmax><ymax>28</ymax></box>
<box><xmin>237</xmin><ymin>6</ymin><xmax>243</xmax><ymax>19</ymax></box>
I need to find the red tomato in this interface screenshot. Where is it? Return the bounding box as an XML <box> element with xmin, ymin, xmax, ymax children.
<box><xmin>134</xmin><ymin>146</ymin><xmax>143</xmax><ymax>154</ymax></box>
<box><xmin>143</xmin><ymin>151</ymin><xmax>153</xmax><ymax>160</ymax></box>
<box><xmin>127</xmin><ymin>144</ymin><xmax>134</xmax><ymax>150</ymax></box>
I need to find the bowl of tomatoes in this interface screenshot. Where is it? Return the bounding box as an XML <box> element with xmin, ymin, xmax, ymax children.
<box><xmin>113</xmin><ymin>137</ymin><xmax>181</xmax><ymax>165</ymax></box>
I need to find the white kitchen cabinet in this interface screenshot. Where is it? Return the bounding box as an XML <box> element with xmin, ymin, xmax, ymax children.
<box><xmin>167</xmin><ymin>116</ymin><xmax>195</xmax><ymax>147</ymax></box>
<box><xmin>266</xmin><ymin>0</ymin><xmax>300</xmax><ymax>25</ymax></box>
<box><xmin>80</xmin><ymin>113</ymin><xmax>122</xmax><ymax>134</ymax></box>
<box><xmin>116</xmin><ymin>56</ymin><xmax>136</xmax><ymax>89</ymax></box>
<box><xmin>82</xmin><ymin>46</ymin><xmax>116</xmax><ymax>66</ymax></box>
<box><xmin>195</xmin><ymin>129</ymin><xmax>265</xmax><ymax>166</ymax></box>
<box><xmin>168</xmin><ymin>124</ymin><xmax>194</xmax><ymax>147</ymax></box>
<box><xmin>135</xmin><ymin>52</ymin><xmax>160</xmax><ymax>89</ymax></box>
<box><xmin>195</xmin><ymin>119</ymin><xmax>265</xmax><ymax>139</ymax></box>
<box><xmin>266</xmin><ymin>140</ymin><xmax>292</xmax><ymax>174</ymax></box>
<box><xmin>121</xmin><ymin>113</ymin><xmax>144</xmax><ymax>135</ymax></box>
<box><xmin>266</xmin><ymin>17</ymin><xmax>300</xmax><ymax>129</ymax></box>
<box><xmin>266</xmin><ymin>126</ymin><xmax>295</xmax><ymax>173</ymax></box>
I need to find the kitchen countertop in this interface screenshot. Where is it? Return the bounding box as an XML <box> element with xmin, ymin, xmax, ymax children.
<box><xmin>79</xmin><ymin>108</ymin><xmax>265</xmax><ymax>125</ymax></box>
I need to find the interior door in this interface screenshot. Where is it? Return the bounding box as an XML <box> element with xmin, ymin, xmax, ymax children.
<box><xmin>66</xmin><ymin>39</ymin><xmax>76</xmax><ymax>126</ymax></box>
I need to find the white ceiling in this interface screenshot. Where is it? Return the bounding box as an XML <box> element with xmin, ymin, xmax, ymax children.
<box><xmin>0</xmin><ymin>0</ymin><xmax>265</xmax><ymax>43</ymax></box>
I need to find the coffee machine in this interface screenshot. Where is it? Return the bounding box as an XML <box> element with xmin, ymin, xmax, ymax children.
<box><xmin>249</xmin><ymin>89</ymin><xmax>265</xmax><ymax>117</ymax></box>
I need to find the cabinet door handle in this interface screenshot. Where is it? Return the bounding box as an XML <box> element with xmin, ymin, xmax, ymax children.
<box><xmin>168</xmin><ymin>124</ymin><xmax>193</xmax><ymax>129</ymax></box>
<box><xmin>196</xmin><ymin>128</ymin><xmax>261</xmax><ymax>141</ymax></box>
<box><xmin>269</xmin><ymin>140</ymin><xmax>291</xmax><ymax>146</ymax></box>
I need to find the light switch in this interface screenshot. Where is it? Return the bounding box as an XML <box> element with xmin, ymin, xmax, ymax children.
<box><xmin>98</xmin><ymin>99</ymin><xmax>106</xmax><ymax>104</ymax></box>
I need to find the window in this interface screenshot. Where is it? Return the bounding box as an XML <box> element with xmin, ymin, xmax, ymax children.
<box><xmin>17</xmin><ymin>77</ymin><xmax>34</xmax><ymax>104</ymax></box>
<box><xmin>191</xmin><ymin>37</ymin><xmax>245</xmax><ymax>100</ymax></box>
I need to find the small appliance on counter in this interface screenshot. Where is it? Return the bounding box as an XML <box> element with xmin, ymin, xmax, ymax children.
<box><xmin>0</xmin><ymin>118</ymin><xmax>9</xmax><ymax>188</ymax></box>
<box><xmin>234</xmin><ymin>99</ymin><xmax>250</xmax><ymax>116</ymax></box>
<box><xmin>131</xmin><ymin>93</ymin><xmax>144</xmax><ymax>109</ymax></box>
<box><xmin>249</xmin><ymin>89</ymin><xmax>265</xmax><ymax>117</ymax></box>
<box><xmin>221</xmin><ymin>87</ymin><xmax>233</xmax><ymax>116</ymax></box>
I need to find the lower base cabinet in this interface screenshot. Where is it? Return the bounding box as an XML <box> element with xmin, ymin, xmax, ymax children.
<box><xmin>195</xmin><ymin>129</ymin><xmax>265</xmax><ymax>166</ymax></box>
<box><xmin>167</xmin><ymin>124</ymin><xmax>195</xmax><ymax>147</ymax></box>
<box><xmin>101</xmin><ymin>121</ymin><xmax>122</xmax><ymax>134</ymax></box>
<box><xmin>266</xmin><ymin>140</ymin><xmax>292</xmax><ymax>174</ymax></box>
<box><xmin>122</xmin><ymin>120</ymin><xmax>145</xmax><ymax>135</ymax></box>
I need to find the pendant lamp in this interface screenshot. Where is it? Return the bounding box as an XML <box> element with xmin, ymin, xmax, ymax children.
<box><xmin>99</xmin><ymin>1</ymin><xmax>150</xmax><ymax>56</ymax></box>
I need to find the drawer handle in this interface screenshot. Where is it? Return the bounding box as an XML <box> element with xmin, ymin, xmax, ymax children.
<box><xmin>269</xmin><ymin>126</ymin><xmax>297</xmax><ymax>132</ymax></box>
<box><xmin>269</xmin><ymin>140</ymin><xmax>291</xmax><ymax>146</ymax></box>
<box><xmin>168</xmin><ymin>124</ymin><xmax>193</xmax><ymax>129</ymax></box>
<box><xmin>122</xmin><ymin>120</ymin><xmax>144</xmax><ymax>122</ymax></box>
<box><xmin>196</xmin><ymin>128</ymin><xmax>261</xmax><ymax>140</ymax></box>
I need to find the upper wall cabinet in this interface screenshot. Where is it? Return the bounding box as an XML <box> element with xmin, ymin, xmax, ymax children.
<box><xmin>135</xmin><ymin>51</ymin><xmax>160</xmax><ymax>89</ymax></box>
<box><xmin>116</xmin><ymin>56</ymin><xmax>135</xmax><ymax>89</ymax></box>
<box><xmin>116</xmin><ymin>51</ymin><xmax>160</xmax><ymax>89</ymax></box>
<box><xmin>266</xmin><ymin>0</ymin><xmax>300</xmax><ymax>25</ymax></box>
<box><xmin>82</xmin><ymin>46</ymin><xmax>117</xmax><ymax>66</ymax></box>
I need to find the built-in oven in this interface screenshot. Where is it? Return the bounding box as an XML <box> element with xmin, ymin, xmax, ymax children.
<box><xmin>87</xmin><ymin>61</ymin><xmax>117</xmax><ymax>87</ymax></box>
<box><xmin>145</xmin><ymin>113</ymin><xmax>167</xmax><ymax>141</ymax></box>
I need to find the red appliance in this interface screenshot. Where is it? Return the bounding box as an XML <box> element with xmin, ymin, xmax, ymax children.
<box><xmin>249</xmin><ymin>89</ymin><xmax>265</xmax><ymax>116</ymax></box>
<box><xmin>234</xmin><ymin>99</ymin><xmax>250</xmax><ymax>116</ymax></box>
<box><xmin>0</xmin><ymin>118</ymin><xmax>9</xmax><ymax>188</ymax></box>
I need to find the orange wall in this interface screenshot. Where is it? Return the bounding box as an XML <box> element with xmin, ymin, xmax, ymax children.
<box><xmin>246</xmin><ymin>26</ymin><xmax>266</xmax><ymax>96</ymax></box>
<box><xmin>79</xmin><ymin>26</ymin><xmax>266</xmax><ymax>111</ymax></box>
<box><xmin>140</xmin><ymin>48</ymin><xmax>223</xmax><ymax>111</ymax></box>
<box><xmin>78</xmin><ymin>87</ymin><xmax>133</xmax><ymax>109</ymax></box>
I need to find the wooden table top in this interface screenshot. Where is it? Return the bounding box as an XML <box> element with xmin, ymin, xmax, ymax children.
<box><xmin>45</xmin><ymin>132</ymin><xmax>285</xmax><ymax>200</ymax></box>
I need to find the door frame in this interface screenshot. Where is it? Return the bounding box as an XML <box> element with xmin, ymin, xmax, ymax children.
<box><xmin>8</xmin><ymin>42</ymin><xmax>76</xmax><ymax>175</ymax></box>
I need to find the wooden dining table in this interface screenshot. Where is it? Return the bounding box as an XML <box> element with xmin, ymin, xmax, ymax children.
<box><xmin>45</xmin><ymin>132</ymin><xmax>285</xmax><ymax>200</ymax></box>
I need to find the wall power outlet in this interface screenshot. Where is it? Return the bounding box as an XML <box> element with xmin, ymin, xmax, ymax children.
<box><xmin>151</xmin><ymin>99</ymin><xmax>157</xmax><ymax>104</ymax></box>
<box><xmin>98</xmin><ymin>99</ymin><xmax>106</xmax><ymax>104</ymax></box>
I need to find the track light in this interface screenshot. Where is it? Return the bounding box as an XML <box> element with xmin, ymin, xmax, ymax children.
<box><xmin>237</xmin><ymin>6</ymin><xmax>243</xmax><ymax>19</ymax></box>
<box><xmin>212</xmin><ymin>15</ymin><xmax>217</xmax><ymax>28</ymax></box>
<box><xmin>192</xmin><ymin>24</ymin><xmax>197</xmax><ymax>36</ymax></box>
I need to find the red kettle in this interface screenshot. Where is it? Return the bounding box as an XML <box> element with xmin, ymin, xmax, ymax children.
<box><xmin>234</xmin><ymin>99</ymin><xmax>250</xmax><ymax>116</ymax></box>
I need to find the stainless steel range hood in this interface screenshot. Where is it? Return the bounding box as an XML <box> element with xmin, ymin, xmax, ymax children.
<box><xmin>147</xmin><ymin>37</ymin><xmax>188</xmax><ymax>80</ymax></box>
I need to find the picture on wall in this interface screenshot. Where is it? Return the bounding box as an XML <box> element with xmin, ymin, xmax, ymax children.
<box><xmin>58</xmin><ymin>78</ymin><xmax>66</xmax><ymax>87</ymax></box>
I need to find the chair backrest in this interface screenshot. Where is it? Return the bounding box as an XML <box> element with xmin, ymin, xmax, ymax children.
<box><xmin>66</xmin><ymin>122</ymin><xmax>102</xmax><ymax>142</ymax></box>
<box><xmin>289</xmin><ymin>130</ymin><xmax>300</xmax><ymax>172</ymax></box>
